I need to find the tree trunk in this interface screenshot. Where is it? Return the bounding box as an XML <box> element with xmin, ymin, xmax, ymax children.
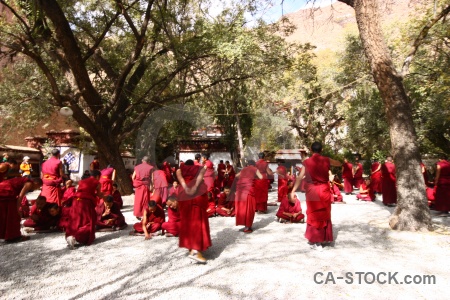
<box><xmin>234</xmin><ymin>104</ymin><xmax>245</xmax><ymax>168</ymax></box>
<box><xmin>90</xmin><ymin>132</ymin><xmax>134</xmax><ymax>195</ymax></box>
<box><xmin>341</xmin><ymin>0</ymin><xmax>432</xmax><ymax>231</ymax></box>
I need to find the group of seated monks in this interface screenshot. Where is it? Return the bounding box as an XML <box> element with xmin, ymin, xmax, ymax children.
<box><xmin>22</xmin><ymin>192</ymin><xmax>127</xmax><ymax>233</ymax></box>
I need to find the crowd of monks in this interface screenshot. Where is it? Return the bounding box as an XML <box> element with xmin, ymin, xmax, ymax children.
<box><xmin>1</xmin><ymin>145</ymin><xmax>449</xmax><ymax>261</ymax></box>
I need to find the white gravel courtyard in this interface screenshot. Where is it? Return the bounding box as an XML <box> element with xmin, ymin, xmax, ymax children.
<box><xmin>1</xmin><ymin>188</ymin><xmax>449</xmax><ymax>299</ymax></box>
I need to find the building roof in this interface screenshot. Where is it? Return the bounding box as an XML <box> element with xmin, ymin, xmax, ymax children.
<box><xmin>0</xmin><ymin>144</ymin><xmax>41</xmax><ymax>153</ymax></box>
<box><xmin>274</xmin><ymin>149</ymin><xmax>304</xmax><ymax>160</ymax></box>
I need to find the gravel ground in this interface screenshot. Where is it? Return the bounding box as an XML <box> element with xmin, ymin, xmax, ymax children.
<box><xmin>1</xmin><ymin>187</ymin><xmax>449</xmax><ymax>299</ymax></box>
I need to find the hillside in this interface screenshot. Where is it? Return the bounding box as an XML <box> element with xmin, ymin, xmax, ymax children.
<box><xmin>283</xmin><ymin>0</ymin><xmax>420</xmax><ymax>51</ymax></box>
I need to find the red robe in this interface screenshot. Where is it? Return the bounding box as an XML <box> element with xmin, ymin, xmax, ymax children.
<box><xmin>41</xmin><ymin>157</ymin><xmax>62</xmax><ymax>205</ymax></box>
<box><xmin>62</xmin><ymin>186</ymin><xmax>76</xmax><ymax>205</ymax></box>
<box><xmin>206</xmin><ymin>196</ymin><xmax>216</xmax><ymax>217</ymax></box>
<box><xmin>168</xmin><ymin>185</ymin><xmax>180</xmax><ymax>197</ymax></box>
<box><xmin>330</xmin><ymin>183</ymin><xmax>343</xmax><ymax>203</ymax></box>
<box><xmin>303</xmin><ymin>153</ymin><xmax>333</xmax><ymax>243</ymax></box>
<box><xmin>381</xmin><ymin>162</ymin><xmax>397</xmax><ymax>205</ymax></box>
<box><xmin>353</xmin><ymin>163</ymin><xmax>364</xmax><ymax>188</ymax></box>
<box><xmin>203</xmin><ymin>160</ymin><xmax>215</xmax><ymax>194</ymax></box>
<box><xmin>235</xmin><ymin>166</ymin><xmax>258</xmax><ymax>228</ymax></box>
<box><xmin>356</xmin><ymin>183</ymin><xmax>375</xmax><ymax>201</ymax></box>
<box><xmin>112</xmin><ymin>190</ymin><xmax>123</xmax><ymax>209</ymax></box>
<box><xmin>223</xmin><ymin>165</ymin><xmax>236</xmax><ymax>188</ymax></box>
<box><xmin>65</xmin><ymin>177</ymin><xmax>99</xmax><ymax>245</ymax></box>
<box><xmin>96</xmin><ymin>200</ymin><xmax>126</xmax><ymax>229</ymax></box>
<box><xmin>153</xmin><ymin>170</ymin><xmax>169</xmax><ymax>206</ymax></box>
<box><xmin>133</xmin><ymin>163</ymin><xmax>153</xmax><ymax>217</ymax></box>
<box><xmin>23</xmin><ymin>202</ymin><xmax>53</xmax><ymax>230</ymax></box>
<box><xmin>342</xmin><ymin>162</ymin><xmax>353</xmax><ymax>193</ymax></box>
<box><xmin>178</xmin><ymin>164</ymin><xmax>211</xmax><ymax>252</ymax></box>
<box><xmin>216</xmin><ymin>162</ymin><xmax>226</xmax><ymax>189</ymax></box>
<box><xmin>19</xmin><ymin>196</ymin><xmax>30</xmax><ymax>218</ymax></box>
<box><xmin>277</xmin><ymin>165</ymin><xmax>288</xmax><ymax>202</ymax></box>
<box><xmin>162</xmin><ymin>206</ymin><xmax>181</xmax><ymax>236</ymax></box>
<box><xmin>99</xmin><ymin>167</ymin><xmax>114</xmax><ymax>196</ymax></box>
<box><xmin>133</xmin><ymin>205</ymin><xmax>165</xmax><ymax>233</ymax></box>
<box><xmin>434</xmin><ymin>160</ymin><xmax>450</xmax><ymax>212</ymax></box>
<box><xmin>370</xmin><ymin>162</ymin><xmax>382</xmax><ymax>193</ymax></box>
<box><xmin>0</xmin><ymin>162</ymin><xmax>11</xmax><ymax>182</ymax></box>
<box><xmin>254</xmin><ymin>159</ymin><xmax>269</xmax><ymax>212</ymax></box>
<box><xmin>162</xmin><ymin>161</ymin><xmax>174</xmax><ymax>184</ymax></box>
<box><xmin>276</xmin><ymin>196</ymin><xmax>304</xmax><ymax>222</ymax></box>
<box><xmin>216</xmin><ymin>192</ymin><xmax>235</xmax><ymax>217</ymax></box>
<box><xmin>0</xmin><ymin>177</ymin><xmax>31</xmax><ymax>240</ymax></box>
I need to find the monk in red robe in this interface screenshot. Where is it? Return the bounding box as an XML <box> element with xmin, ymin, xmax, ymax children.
<box><xmin>201</xmin><ymin>153</ymin><xmax>216</xmax><ymax>197</ymax></box>
<box><xmin>353</xmin><ymin>159</ymin><xmax>364</xmax><ymax>189</ymax></box>
<box><xmin>342</xmin><ymin>158</ymin><xmax>353</xmax><ymax>195</ymax></box>
<box><xmin>216</xmin><ymin>160</ymin><xmax>226</xmax><ymax>190</ymax></box>
<box><xmin>206</xmin><ymin>192</ymin><xmax>216</xmax><ymax>217</ymax></box>
<box><xmin>0</xmin><ymin>177</ymin><xmax>42</xmax><ymax>242</ymax></box>
<box><xmin>89</xmin><ymin>156</ymin><xmax>100</xmax><ymax>171</ymax></box>
<box><xmin>0</xmin><ymin>159</ymin><xmax>18</xmax><ymax>182</ymax></box>
<box><xmin>47</xmin><ymin>203</ymin><xmax>63</xmax><ymax>231</ymax></box>
<box><xmin>153</xmin><ymin>165</ymin><xmax>169</xmax><ymax>206</ymax></box>
<box><xmin>255</xmin><ymin>153</ymin><xmax>273</xmax><ymax>213</ymax></box>
<box><xmin>370</xmin><ymin>160</ymin><xmax>382</xmax><ymax>193</ymax></box>
<box><xmin>23</xmin><ymin>196</ymin><xmax>53</xmax><ymax>231</ymax></box>
<box><xmin>162</xmin><ymin>161</ymin><xmax>174</xmax><ymax>184</ymax></box>
<box><xmin>65</xmin><ymin>170</ymin><xmax>104</xmax><ymax>249</ymax></box>
<box><xmin>276</xmin><ymin>191</ymin><xmax>304</xmax><ymax>223</ymax></box>
<box><xmin>132</xmin><ymin>156</ymin><xmax>153</xmax><ymax>219</ymax></box>
<box><xmin>222</xmin><ymin>161</ymin><xmax>236</xmax><ymax>189</ymax></box>
<box><xmin>330</xmin><ymin>179</ymin><xmax>344</xmax><ymax>204</ymax></box>
<box><xmin>99</xmin><ymin>165</ymin><xmax>115</xmax><ymax>196</ymax></box>
<box><xmin>276</xmin><ymin>163</ymin><xmax>288</xmax><ymax>202</ymax></box>
<box><xmin>234</xmin><ymin>161</ymin><xmax>263</xmax><ymax>233</ymax></box>
<box><xmin>356</xmin><ymin>178</ymin><xmax>376</xmax><ymax>201</ymax></box>
<box><xmin>434</xmin><ymin>156</ymin><xmax>450</xmax><ymax>215</ymax></box>
<box><xmin>216</xmin><ymin>187</ymin><xmax>235</xmax><ymax>217</ymax></box>
<box><xmin>194</xmin><ymin>153</ymin><xmax>202</xmax><ymax>166</ymax></box>
<box><xmin>131</xmin><ymin>200</ymin><xmax>165</xmax><ymax>238</ymax></box>
<box><xmin>381</xmin><ymin>156</ymin><xmax>397</xmax><ymax>206</ymax></box>
<box><xmin>40</xmin><ymin>149</ymin><xmax>63</xmax><ymax>205</ymax></box>
<box><xmin>19</xmin><ymin>195</ymin><xmax>30</xmax><ymax>219</ymax></box>
<box><xmin>291</xmin><ymin>142</ymin><xmax>342</xmax><ymax>251</ymax></box>
<box><xmin>176</xmin><ymin>159</ymin><xmax>211</xmax><ymax>264</ymax></box>
<box><xmin>168</xmin><ymin>180</ymin><xmax>180</xmax><ymax>197</ymax></box>
<box><xmin>61</xmin><ymin>180</ymin><xmax>76</xmax><ymax>206</ymax></box>
<box><xmin>112</xmin><ymin>183</ymin><xmax>123</xmax><ymax>209</ymax></box>
<box><xmin>162</xmin><ymin>196</ymin><xmax>181</xmax><ymax>237</ymax></box>
<box><xmin>96</xmin><ymin>196</ymin><xmax>127</xmax><ymax>231</ymax></box>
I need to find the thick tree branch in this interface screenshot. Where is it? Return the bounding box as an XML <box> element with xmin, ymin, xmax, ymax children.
<box><xmin>401</xmin><ymin>4</ymin><xmax>450</xmax><ymax>77</ymax></box>
<box><xmin>338</xmin><ymin>0</ymin><xmax>355</xmax><ymax>8</ymax></box>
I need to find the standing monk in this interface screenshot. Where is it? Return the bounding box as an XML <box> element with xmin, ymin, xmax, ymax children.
<box><xmin>341</xmin><ymin>158</ymin><xmax>353</xmax><ymax>195</ymax></box>
<box><xmin>194</xmin><ymin>153</ymin><xmax>202</xmax><ymax>166</ymax></box>
<box><xmin>162</xmin><ymin>161</ymin><xmax>174</xmax><ymax>184</ymax></box>
<box><xmin>216</xmin><ymin>160</ymin><xmax>226</xmax><ymax>190</ymax></box>
<box><xmin>132</xmin><ymin>156</ymin><xmax>153</xmax><ymax>219</ymax></box>
<box><xmin>41</xmin><ymin>149</ymin><xmax>63</xmax><ymax>205</ymax></box>
<box><xmin>201</xmin><ymin>153</ymin><xmax>216</xmax><ymax>198</ymax></box>
<box><xmin>153</xmin><ymin>165</ymin><xmax>169</xmax><ymax>207</ymax></box>
<box><xmin>99</xmin><ymin>164</ymin><xmax>115</xmax><ymax>196</ymax></box>
<box><xmin>353</xmin><ymin>158</ymin><xmax>364</xmax><ymax>189</ymax></box>
<box><xmin>434</xmin><ymin>155</ymin><xmax>450</xmax><ymax>215</ymax></box>
<box><xmin>176</xmin><ymin>159</ymin><xmax>211</xmax><ymax>264</ymax></box>
<box><xmin>291</xmin><ymin>142</ymin><xmax>342</xmax><ymax>251</ymax></box>
<box><xmin>276</xmin><ymin>162</ymin><xmax>288</xmax><ymax>202</ymax></box>
<box><xmin>0</xmin><ymin>159</ymin><xmax>18</xmax><ymax>182</ymax></box>
<box><xmin>89</xmin><ymin>156</ymin><xmax>100</xmax><ymax>171</ymax></box>
<box><xmin>370</xmin><ymin>159</ymin><xmax>382</xmax><ymax>194</ymax></box>
<box><xmin>381</xmin><ymin>156</ymin><xmax>397</xmax><ymax>206</ymax></box>
<box><xmin>234</xmin><ymin>161</ymin><xmax>263</xmax><ymax>233</ymax></box>
<box><xmin>255</xmin><ymin>153</ymin><xmax>273</xmax><ymax>213</ymax></box>
<box><xmin>65</xmin><ymin>170</ymin><xmax>104</xmax><ymax>249</ymax></box>
<box><xmin>0</xmin><ymin>177</ymin><xmax>43</xmax><ymax>242</ymax></box>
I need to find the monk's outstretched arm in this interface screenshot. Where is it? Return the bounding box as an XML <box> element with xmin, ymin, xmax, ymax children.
<box><xmin>290</xmin><ymin>167</ymin><xmax>306</xmax><ymax>200</ymax></box>
<box><xmin>330</xmin><ymin>158</ymin><xmax>342</xmax><ymax>167</ymax></box>
<box><xmin>434</xmin><ymin>165</ymin><xmax>441</xmax><ymax>185</ymax></box>
<box><xmin>132</xmin><ymin>171</ymin><xmax>136</xmax><ymax>181</ymax></box>
<box><xmin>17</xmin><ymin>182</ymin><xmax>33</xmax><ymax>215</ymax></box>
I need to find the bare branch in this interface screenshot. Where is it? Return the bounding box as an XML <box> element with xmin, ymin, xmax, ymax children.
<box><xmin>402</xmin><ymin>4</ymin><xmax>450</xmax><ymax>77</ymax></box>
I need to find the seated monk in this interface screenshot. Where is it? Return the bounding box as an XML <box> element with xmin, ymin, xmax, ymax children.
<box><xmin>216</xmin><ymin>186</ymin><xmax>235</xmax><ymax>217</ymax></box>
<box><xmin>19</xmin><ymin>196</ymin><xmax>30</xmax><ymax>219</ymax></box>
<box><xmin>96</xmin><ymin>195</ymin><xmax>127</xmax><ymax>231</ymax></box>
<box><xmin>206</xmin><ymin>192</ymin><xmax>216</xmax><ymax>218</ymax></box>
<box><xmin>47</xmin><ymin>203</ymin><xmax>63</xmax><ymax>231</ymax></box>
<box><xmin>356</xmin><ymin>178</ymin><xmax>376</xmax><ymax>201</ymax></box>
<box><xmin>130</xmin><ymin>200</ymin><xmax>165</xmax><ymax>239</ymax></box>
<box><xmin>330</xmin><ymin>175</ymin><xmax>345</xmax><ymax>204</ymax></box>
<box><xmin>61</xmin><ymin>180</ymin><xmax>76</xmax><ymax>206</ymax></box>
<box><xmin>23</xmin><ymin>196</ymin><xmax>53</xmax><ymax>231</ymax></box>
<box><xmin>112</xmin><ymin>183</ymin><xmax>123</xmax><ymax>209</ymax></box>
<box><xmin>276</xmin><ymin>192</ymin><xmax>304</xmax><ymax>223</ymax></box>
<box><xmin>162</xmin><ymin>196</ymin><xmax>180</xmax><ymax>237</ymax></box>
